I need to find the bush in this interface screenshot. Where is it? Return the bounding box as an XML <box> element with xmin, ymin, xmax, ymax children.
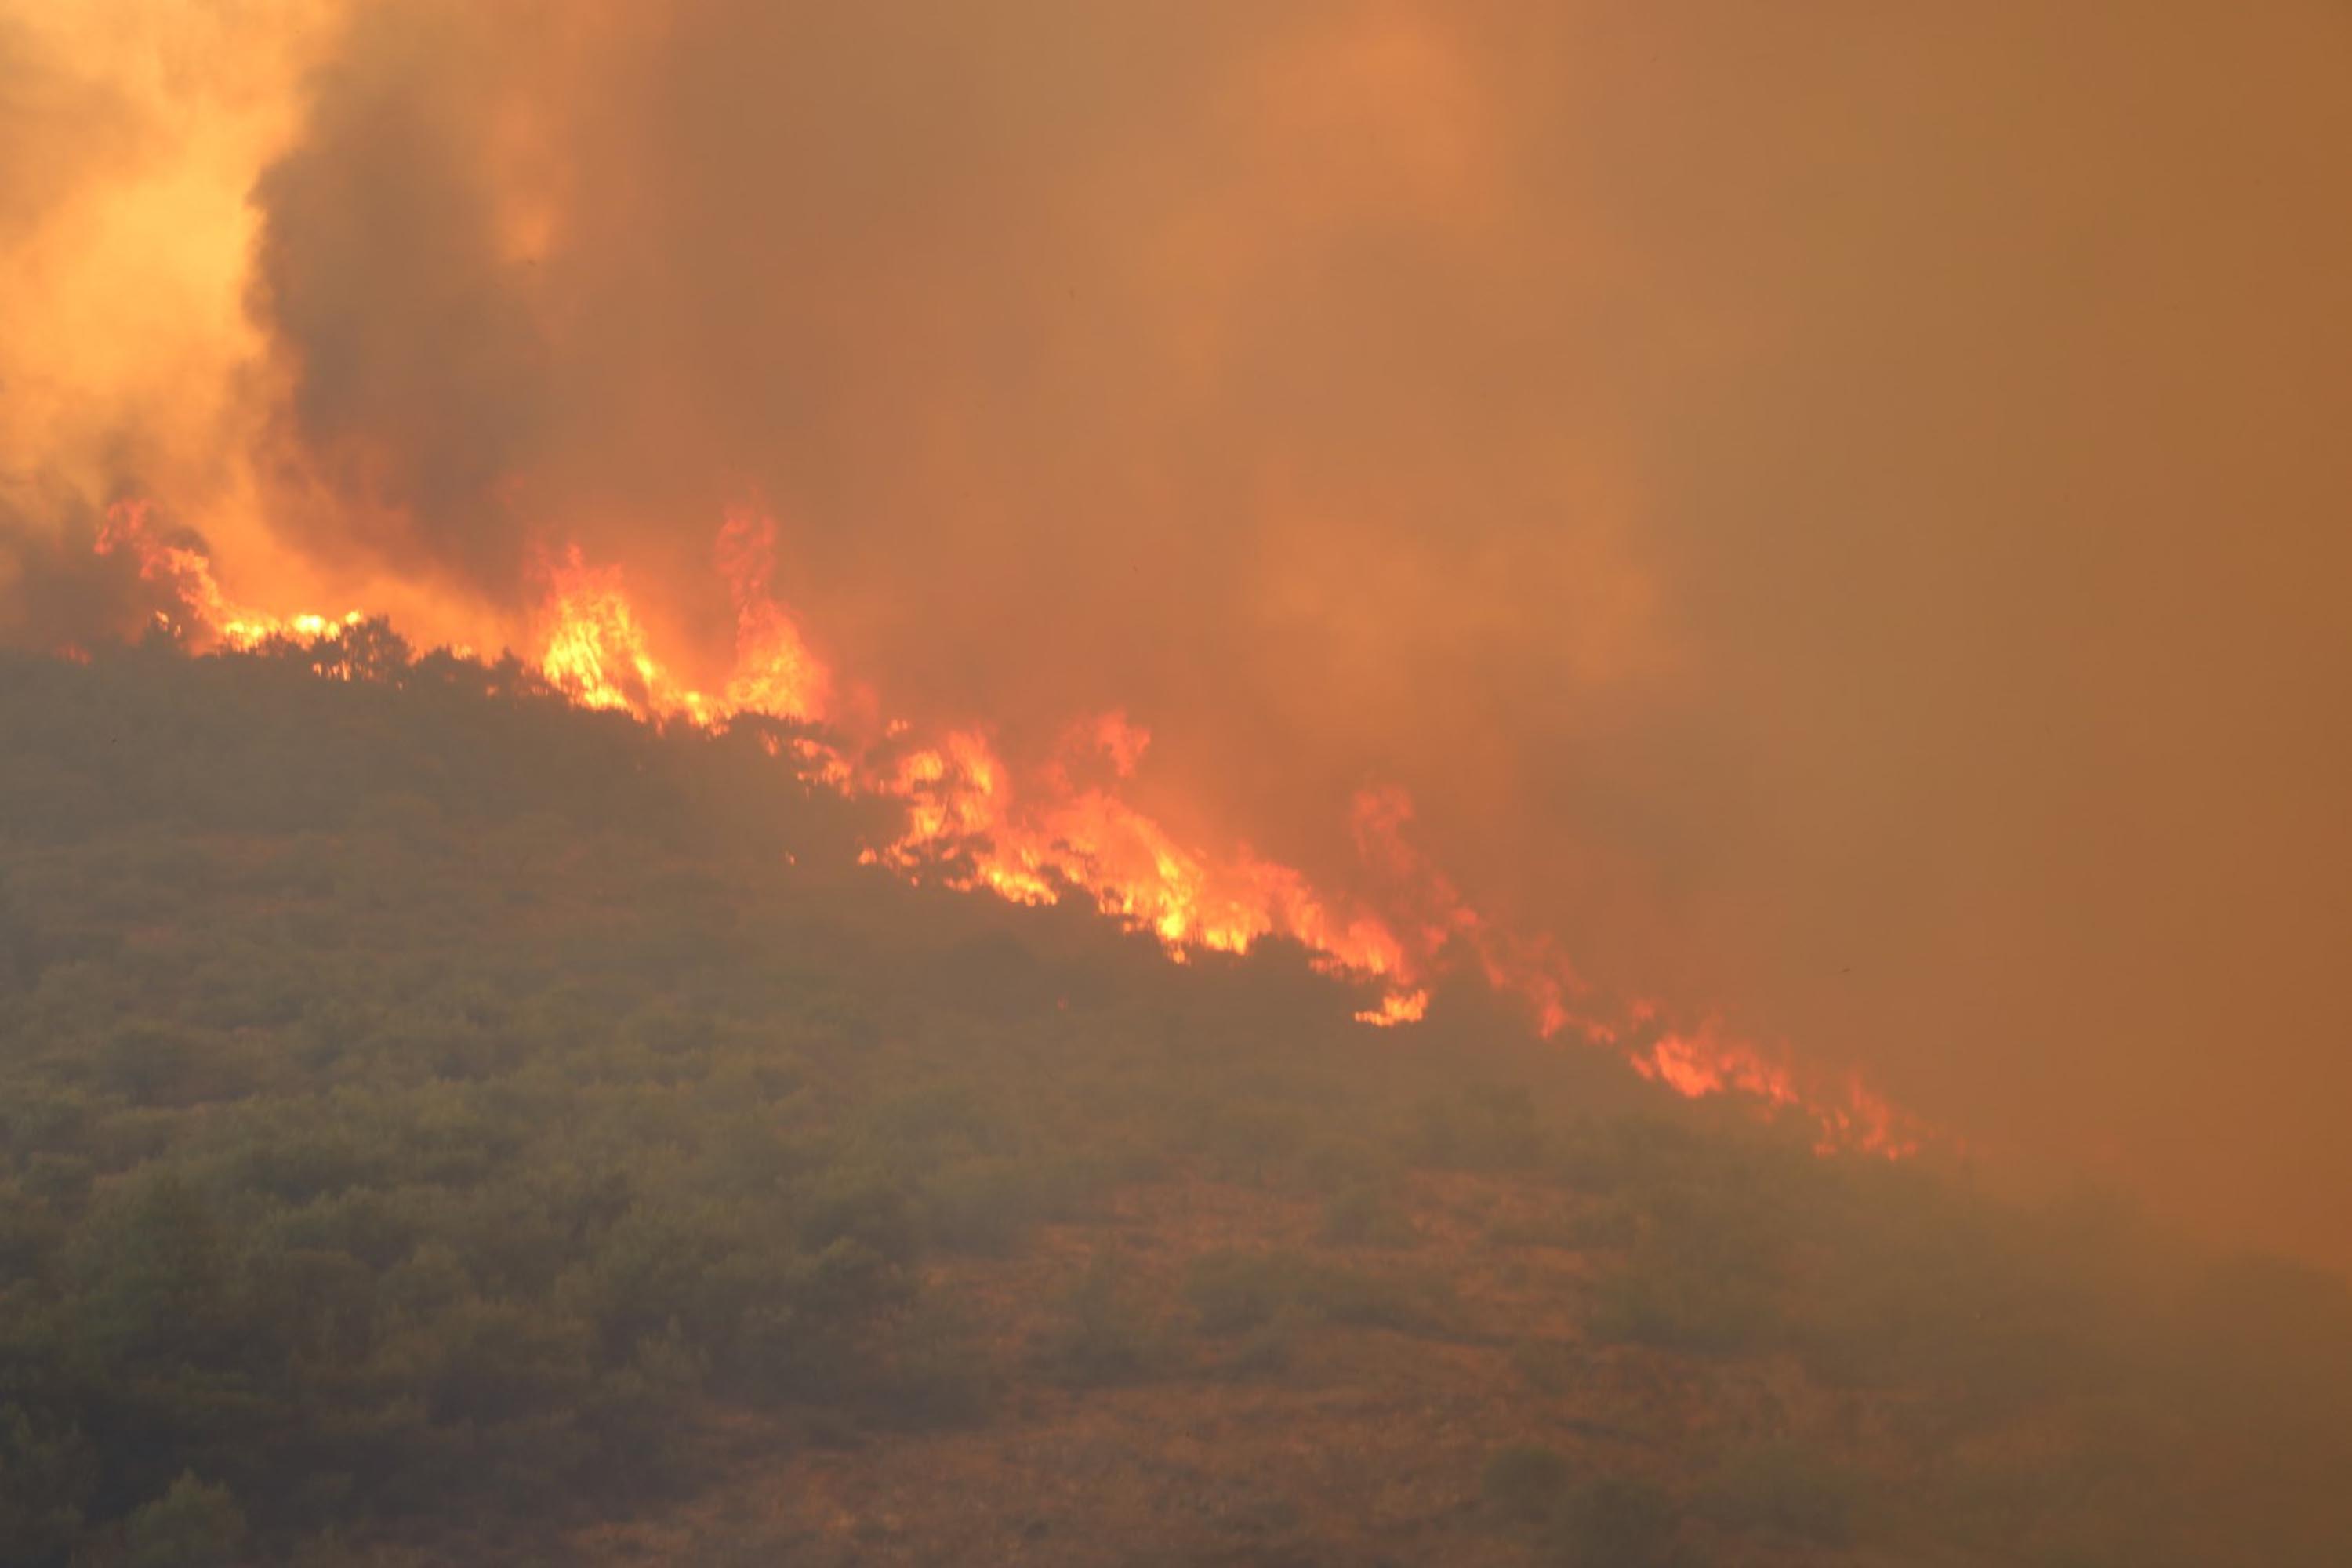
<box><xmin>0</xmin><ymin>1404</ymin><xmax>95</xmax><ymax>1566</ymax></box>
<box><xmin>1195</xmin><ymin>1099</ymin><xmax>1310</xmax><ymax>1188</ymax></box>
<box><xmin>1410</xmin><ymin>1086</ymin><xmax>1542</xmax><ymax>1170</ymax></box>
<box><xmin>1219</xmin><ymin>1313</ymin><xmax>1301</xmax><ymax>1380</ymax></box>
<box><xmin>1185</xmin><ymin>1250</ymin><xmax>1308</xmax><ymax>1336</ymax></box>
<box><xmin>1700</xmin><ymin>1443</ymin><xmax>1857</xmax><ymax>1546</ymax></box>
<box><xmin>1034</xmin><ymin>1253</ymin><xmax>1169</xmax><ymax>1387</ymax></box>
<box><xmin>795</xmin><ymin>1167</ymin><xmax>919</xmax><ymax>1267</ymax></box>
<box><xmin>1483</xmin><ymin>1443</ymin><xmax>1572</xmax><ymax>1523</ymax></box>
<box><xmin>1488</xmin><ymin>1199</ymin><xmax>1638</xmax><ymax>1253</ymax></box>
<box><xmin>97</xmin><ymin>1022</ymin><xmax>199</xmax><ymax>1108</ymax></box>
<box><xmin>1184</xmin><ymin>1248</ymin><xmax>1463</xmax><ymax>1341</ymax></box>
<box><xmin>921</xmin><ymin>1157</ymin><xmax>1052</xmax><ymax>1256</ymax></box>
<box><xmin>1510</xmin><ymin>1339</ymin><xmax>1583</xmax><ymax>1396</ymax></box>
<box><xmin>1549</xmin><ymin>1476</ymin><xmax>1682</xmax><ymax>1568</ymax></box>
<box><xmin>403</xmin><ymin>1298</ymin><xmax>593</xmax><ymax>1426</ymax></box>
<box><xmin>719</xmin><ymin>1239</ymin><xmax>911</xmax><ymax>1404</ymax></box>
<box><xmin>1320</xmin><ymin>1183</ymin><xmax>1415</xmax><ymax>1247</ymax></box>
<box><xmin>878</xmin><ymin>1296</ymin><xmax>998</xmax><ymax>1426</ymax></box>
<box><xmin>1295</xmin><ymin>1261</ymin><xmax>1461</xmax><ymax>1337</ymax></box>
<box><xmin>1588</xmin><ymin>1243</ymin><xmax>1775</xmax><ymax>1355</ymax></box>
<box><xmin>122</xmin><ymin>1474</ymin><xmax>248</xmax><ymax>1568</ymax></box>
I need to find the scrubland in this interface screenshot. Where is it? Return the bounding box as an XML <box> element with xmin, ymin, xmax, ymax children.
<box><xmin>2</xmin><ymin>636</ymin><xmax>2347</xmax><ymax>1566</ymax></box>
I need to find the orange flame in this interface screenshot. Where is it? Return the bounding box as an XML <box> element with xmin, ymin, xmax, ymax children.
<box><xmin>95</xmin><ymin>502</ymin><xmax>361</xmax><ymax>651</ymax></box>
<box><xmin>79</xmin><ymin>503</ymin><xmax>1928</xmax><ymax>1158</ymax></box>
<box><xmin>715</xmin><ymin>509</ymin><xmax>831</xmax><ymax>723</ymax></box>
<box><xmin>1356</xmin><ymin>989</ymin><xmax>1432</xmax><ymax>1028</ymax></box>
<box><xmin>536</xmin><ymin>546</ymin><xmax>686</xmax><ymax>717</ymax></box>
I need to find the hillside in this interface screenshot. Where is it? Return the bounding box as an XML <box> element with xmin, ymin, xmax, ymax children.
<box><xmin>2</xmin><ymin>636</ymin><xmax>2347</xmax><ymax>1567</ymax></box>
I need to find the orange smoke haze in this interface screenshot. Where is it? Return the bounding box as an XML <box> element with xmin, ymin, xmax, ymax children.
<box><xmin>5</xmin><ymin>3</ymin><xmax>2348</xmax><ymax>1260</ymax></box>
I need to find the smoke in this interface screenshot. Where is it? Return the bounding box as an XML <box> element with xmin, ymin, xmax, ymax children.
<box><xmin>0</xmin><ymin>1</ymin><xmax>339</xmax><ymax>633</ymax></box>
<box><xmin>5</xmin><ymin>1</ymin><xmax>2350</xmax><ymax>1265</ymax></box>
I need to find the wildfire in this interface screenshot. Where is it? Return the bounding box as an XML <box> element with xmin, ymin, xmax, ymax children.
<box><xmin>533</xmin><ymin>516</ymin><xmax>833</xmax><ymax>731</ymax></box>
<box><xmin>96</xmin><ymin>502</ymin><xmax>362</xmax><ymax>652</ymax></box>
<box><xmin>876</xmin><ymin>721</ymin><xmax>1417</xmax><ymax>987</ymax></box>
<box><xmin>1356</xmin><ymin>989</ymin><xmax>1432</xmax><ymax>1028</ymax></box>
<box><xmin>715</xmin><ymin>510</ymin><xmax>831</xmax><ymax>723</ymax></box>
<box><xmin>80</xmin><ymin>501</ymin><xmax>1926</xmax><ymax>1157</ymax></box>
<box><xmin>536</xmin><ymin>546</ymin><xmax>684</xmax><ymax>717</ymax></box>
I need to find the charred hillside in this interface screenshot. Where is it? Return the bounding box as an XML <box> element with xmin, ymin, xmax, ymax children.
<box><xmin>0</xmin><ymin>642</ymin><xmax>2347</xmax><ymax>1568</ymax></box>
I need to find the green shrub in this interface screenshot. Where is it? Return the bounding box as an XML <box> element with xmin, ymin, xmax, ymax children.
<box><xmin>97</xmin><ymin>1022</ymin><xmax>199</xmax><ymax>1108</ymax></box>
<box><xmin>1196</xmin><ymin>1099</ymin><xmax>1310</xmax><ymax>1188</ymax></box>
<box><xmin>922</xmin><ymin>1157</ymin><xmax>1054</xmax><ymax>1256</ymax></box>
<box><xmin>717</xmin><ymin>1238</ymin><xmax>911</xmax><ymax>1404</ymax></box>
<box><xmin>1035</xmin><ymin>1253</ymin><xmax>1169</xmax><ymax>1387</ymax></box>
<box><xmin>1483</xmin><ymin>1443</ymin><xmax>1573</xmax><ymax>1523</ymax></box>
<box><xmin>1294</xmin><ymin>1261</ymin><xmax>1461</xmax><ymax>1336</ymax></box>
<box><xmin>71</xmin><ymin>1171</ymin><xmax>235</xmax><ymax>1368</ymax></box>
<box><xmin>1588</xmin><ymin>1242</ymin><xmax>1775</xmax><ymax>1355</ymax></box>
<box><xmin>1298</xmin><ymin>1133</ymin><xmax>1400</xmax><ymax>1195</ymax></box>
<box><xmin>1221</xmin><ymin>1313</ymin><xmax>1301</xmax><ymax>1380</ymax></box>
<box><xmin>1185</xmin><ymin>1248</ymin><xmax>1463</xmax><ymax>1340</ymax></box>
<box><xmin>1320</xmin><ymin>1183</ymin><xmax>1415</xmax><ymax>1247</ymax></box>
<box><xmin>1488</xmin><ymin>1199</ymin><xmax>1638</xmax><ymax>1252</ymax></box>
<box><xmin>795</xmin><ymin>1167</ymin><xmax>919</xmax><ymax>1268</ymax></box>
<box><xmin>1510</xmin><ymin>1339</ymin><xmax>1583</xmax><ymax>1396</ymax></box>
<box><xmin>401</xmin><ymin>1298</ymin><xmax>593</xmax><ymax>1426</ymax></box>
<box><xmin>1700</xmin><ymin>1442</ymin><xmax>1857</xmax><ymax>1546</ymax></box>
<box><xmin>879</xmin><ymin>1295</ymin><xmax>998</xmax><ymax>1426</ymax></box>
<box><xmin>122</xmin><ymin>1474</ymin><xmax>248</xmax><ymax>1568</ymax></box>
<box><xmin>1549</xmin><ymin>1476</ymin><xmax>1682</xmax><ymax>1568</ymax></box>
<box><xmin>1185</xmin><ymin>1249</ymin><xmax>1308</xmax><ymax>1336</ymax></box>
<box><xmin>1410</xmin><ymin>1085</ymin><xmax>1542</xmax><ymax>1170</ymax></box>
<box><xmin>0</xmin><ymin>1403</ymin><xmax>95</xmax><ymax>1566</ymax></box>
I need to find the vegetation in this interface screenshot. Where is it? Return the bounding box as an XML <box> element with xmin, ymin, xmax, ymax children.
<box><xmin>1481</xmin><ymin>1443</ymin><xmax>1573</xmax><ymax>1524</ymax></box>
<box><xmin>1550</xmin><ymin>1475</ymin><xmax>1684</xmax><ymax>1568</ymax></box>
<box><xmin>0</xmin><ymin>635</ymin><xmax>2347</xmax><ymax>1565</ymax></box>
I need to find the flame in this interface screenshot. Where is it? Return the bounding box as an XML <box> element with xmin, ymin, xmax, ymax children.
<box><xmin>77</xmin><ymin>502</ymin><xmax>1928</xmax><ymax>1157</ymax></box>
<box><xmin>95</xmin><ymin>501</ymin><xmax>361</xmax><ymax>651</ymax></box>
<box><xmin>1357</xmin><ymin>989</ymin><xmax>1431</xmax><ymax>1028</ymax></box>
<box><xmin>715</xmin><ymin>509</ymin><xmax>832</xmax><ymax>723</ymax></box>
<box><xmin>536</xmin><ymin>546</ymin><xmax>684</xmax><ymax>717</ymax></box>
<box><xmin>874</xmin><ymin>723</ymin><xmax>1417</xmax><ymax>984</ymax></box>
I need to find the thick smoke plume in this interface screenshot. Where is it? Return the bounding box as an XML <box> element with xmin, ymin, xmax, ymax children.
<box><xmin>5</xmin><ymin>2</ymin><xmax>2349</xmax><ymax>1265</ymax></box>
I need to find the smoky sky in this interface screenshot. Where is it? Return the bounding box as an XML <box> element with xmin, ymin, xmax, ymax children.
<box><xmin>7</xmin><ymin>1</ymin><xmax>2350</xmax><ymax>1266</ymax></box>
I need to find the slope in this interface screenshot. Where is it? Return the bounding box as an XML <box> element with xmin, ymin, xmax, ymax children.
<box><xmin>0</xmin><ymin>638</ymin><xmax>2346</xmax><ymax>1567</ymax></box>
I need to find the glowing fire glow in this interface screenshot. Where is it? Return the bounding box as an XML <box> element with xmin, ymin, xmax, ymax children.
<box><xmin>82</xmin><ymin>503</ymin><xmax>1926</xmax><ymax>1157</ymax></box>
<box><xmin>96</xmin><ymin>502</ymin><xmax>362</xmax><ymax>652</ymax></box>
